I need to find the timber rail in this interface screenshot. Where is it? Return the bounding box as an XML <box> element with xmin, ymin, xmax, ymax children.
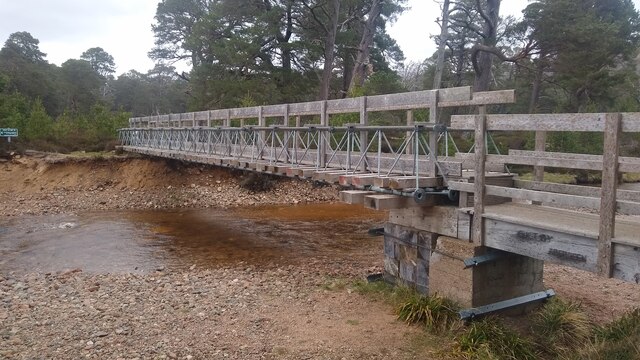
<box><xmin>119</xmin><ymin>86</ymin><xmax>640</xmax><ymax>285</ymax></box>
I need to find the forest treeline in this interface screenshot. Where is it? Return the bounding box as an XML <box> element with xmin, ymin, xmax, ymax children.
<box><xmin>0</xmin><ymin>0</ymin><xmax>639</xmax><ymax>152</ymax></box>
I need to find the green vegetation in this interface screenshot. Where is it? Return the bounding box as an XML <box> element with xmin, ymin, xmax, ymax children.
<box><xmin>454</xmin><ymin>317</ymin><xmax>538</xmax><ymax>360</ymax></box>
<box><xmin>397</xmin><ymin>293</ymin><xmax>461</xmax><ymax>334</ymax></box>
<box><xmin>355</xmin><ymin>279</ymin><xmax>640</xmax><ymax>360</ymax></box>
<box><xmin>582</xmin><ymin>309</ymin><xmax>640</xmax><ymax>360</ymax></box>
<box><xmin>531</xmin><ymin>299</ymin><xmax>592</xmax><ymax>357</ymax></box>
<box><xmin>518</xmin><ymin>172</ymin><xmax>578</xmax><ymax>185</ymax></box>
<box><xmin>2</xmin><ymin>0</ymin><xmax>639</xmax><ymax>156</ymax></box>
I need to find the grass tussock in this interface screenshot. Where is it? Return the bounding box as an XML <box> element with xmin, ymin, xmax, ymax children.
<box><xmin>454</xmin><ymin>317</ymin><xmax>537</xmax><ymax>360</ymax></box>
<box><xmin>577</xmin><ymin>308</ymin><xmax>640</xmax><ymax>360</ymax></box>
<box><xmin>397</xmin><ymin>293</ymin><xmax>461</xmax><ymax>334</ymax></box>
<box><xmin>531</xmin><ymin>298</ymin><xmax>592</xmax><ymax>356</ymax></box>
<box><xmin>354</xmin><ymin>281</ymin><xmax>460</xmax><ymax>334</ymax></box>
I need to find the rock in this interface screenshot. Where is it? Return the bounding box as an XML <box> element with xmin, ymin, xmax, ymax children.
<box><xmin>91</xmin><ymin>331</ymin><xmax>109</xmax><ymax>338</ymax></box>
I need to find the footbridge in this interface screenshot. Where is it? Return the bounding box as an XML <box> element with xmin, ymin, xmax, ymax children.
<box><xmin>119</xmin><ymin>86</ymin><xmax>640</xmax><ymax>314</ymax></box>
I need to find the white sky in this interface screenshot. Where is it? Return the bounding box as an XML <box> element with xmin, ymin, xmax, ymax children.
<box><xmin>0</xmin><ymin>0</ymin><xmax>639</xmax><ymax>76</ymax></box>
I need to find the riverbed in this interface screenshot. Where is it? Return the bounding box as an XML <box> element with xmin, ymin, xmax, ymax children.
<box><xmin>0</xmin><ymin>203</ymin><xmax>386</xmax><ymax>274</ymax></box>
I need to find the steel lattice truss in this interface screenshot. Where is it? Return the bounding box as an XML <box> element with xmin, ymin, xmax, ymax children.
<box><xmin>119</xmin><ymin>124</ymin><xmax>458</xmax><ymax>178</ymax></box>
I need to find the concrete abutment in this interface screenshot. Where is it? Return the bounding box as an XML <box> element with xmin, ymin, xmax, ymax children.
<box><xmin>383</xmin><ymin>222</ymin><xmax>544</xmax><ymax>310</ymax></box>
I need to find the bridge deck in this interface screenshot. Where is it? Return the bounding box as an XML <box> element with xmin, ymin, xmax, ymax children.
<box><xmin>482</xmin><ymin>203</ymin><xmax>640</xmax><ymax>245</ymax></box>
<box><xmin>478</xmin><ymin>203</ymin><xmax>640</xmax><ymax>283</ymax></box>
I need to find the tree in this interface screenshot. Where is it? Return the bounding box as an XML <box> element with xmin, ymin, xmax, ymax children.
<box><xmin>0</xmin><ymin>32</ymin><xmax>64</xmax><ymax>115</ymax></box>
<box><xmin>2</xmin><ymin>32</ymin><xmax>46</xmax><ymax>63</ymax></box>
<box><xmin>81</xmin><ymin>47</ymin><xmax>116</xmax><ymax>78</ymax></box>
<box><xmin>305</xmin><ymin>0</ymin><xmax>341</xmax><ymax>100</ymax></box>
<box><xmin>150</xmin><ymin>0</ymin><xmax>210</xmax><ymax>67</ymax></box>
<box><xmin>433</xmin><ymin>0</ymin><xmax>451</xmax><ymax>89</ymax></box>
<box><xmin>523</xmin><ymin>0</ymin><xmax>640</xmax><ymax>111</ymax></box>
<box><xmin>149</xmin><ymin>0</ymin><xmax>406</xmax><ymax>107</ymax></box>
<box><xmin>60</xmin><ymin>59</ymin><xmax>103</xmax><ymax>112</ymax></box>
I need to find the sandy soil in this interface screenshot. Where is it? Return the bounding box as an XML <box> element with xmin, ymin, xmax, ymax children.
<box><xmin>0</xmin><ymin>153</ymin><xmax>339</xmax><ymax>216</ymax></box>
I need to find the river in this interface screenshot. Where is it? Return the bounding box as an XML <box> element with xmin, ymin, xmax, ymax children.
<box><xmin>0</xmin><ymin>203</ymin><xmax>386</xmax><ymax>274</ymax></box>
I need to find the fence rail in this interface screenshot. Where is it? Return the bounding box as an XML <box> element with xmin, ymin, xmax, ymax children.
<box><xmin>448</xmin><ymin>110</ymin><xmax>640</xmax><ymax>279</ymax></box>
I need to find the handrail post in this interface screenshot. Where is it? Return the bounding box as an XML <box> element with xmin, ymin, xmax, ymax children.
<box><xmin>258</xmin><ymin>106</ymin><xmax>265</xmax><ymax>159</ymax></box>
<box><xmin>427</xmin><ymin>93</ymin><xmax>439</xmax><ymax>176</ymax></box>
<box><xmin>359</xmin><ymin>96</ymin><xmax>368</xmax><ymax>172</ymax></box>
<box><xmin>319</xmin><ymin>101</ymin><xmax>328</xmax><ymax>168</ymax></box>
<box><xmin>533</xmin><ymin>131</ymin><xmax>546</xmax><ymax>180</ymax></box>
<box><xmin>598</xmin><ymin>113</ymin><xmax>621</xmax><ymax>277</ymax></box>
<box><xmin>472</xmin><ymin>105</ymin><xmax>487</xmax><ymax>245</ymax></box>
<box><xmin>405</xmin><ymin>110</ymin><xmax>414</xmax><ymax>155</ymax></box>
<box><xmin>283</xmin><ymin>104</ymin><xmax>290</xmax><ymax>163</ymax></box>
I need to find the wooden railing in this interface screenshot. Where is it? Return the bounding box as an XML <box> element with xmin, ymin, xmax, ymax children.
<box><xmin>449</xmin><ymin>112</ymin><xmax>640</xmax><ymax>277</ymax></box>
<box><xmin>128</xmin><ymin>86</ymin><xmax>516</xmax><ymax>128</ymax></box>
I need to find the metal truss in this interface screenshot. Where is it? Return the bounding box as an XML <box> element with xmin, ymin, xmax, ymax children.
<box><xmin>119</xmin><ymin>123</ymin><xmax>448</xmax><ymax>178</ymax></box>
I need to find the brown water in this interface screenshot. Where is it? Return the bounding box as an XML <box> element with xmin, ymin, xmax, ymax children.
<box><xmin>0</xmin><ymin>203</ymin><xmax>385</xmax><ymax>274</ymax></box>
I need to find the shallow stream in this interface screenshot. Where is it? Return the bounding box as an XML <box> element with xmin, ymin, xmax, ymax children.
<box><xmin>0</xmin><ymin>203</ymin><xmax>385</xmax><ymax>274</ymax></box>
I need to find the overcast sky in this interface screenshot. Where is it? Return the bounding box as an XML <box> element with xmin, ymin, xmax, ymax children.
<box><xmin>1</xmin><ymin>0</ymin><xmax>639</xmax><ymax>76</ymax></box>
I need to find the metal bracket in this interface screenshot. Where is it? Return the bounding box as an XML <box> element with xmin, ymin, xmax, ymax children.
<box><xmin>459</xmin><ymin>289</ymin><xmax>556</xmax><ymax>320</ymax></box>
<box><xmin>463</xmin><ymin>250</ymin><xmax>508</xmax><ymax>269</ymax></box>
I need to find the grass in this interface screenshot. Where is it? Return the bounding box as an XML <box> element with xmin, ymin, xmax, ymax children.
<box><xmin>518</xmin><ymin>172</ymin><xmax>577</xmax><ymax>184</ymax></box>
<box><xmin>530</xmin><ymin>298</ymin><xmax>591</xmax><ymax>356</ymax></box>
<box><xmin>352</xmin><ymin>280</ymin><xmax>640</xmax><ymax>359</ymax></box>
<box><xmin>454</xmin><ymin>317</ymin><xmax>537</xmax><ymax>360</ymax></box>
<box><xmin>623</xmin><ymin>173</ymin><xmax>640</xmax><ymax>182</ymax></box>
<box><xmin>320</xmin><ymin>277</ymin><xmax>349</xmax><ymax>291</ymax></box>
<box><xmin>352</xmin><ymin>279</ymin><xmax>415</xmax><ymax>305</ymax></box>
<box><xmin>397</xmin><ymin>293</ymin><xmax>461</xmax><ymax>334</ymax></box>
<box><xmin>577</xmin><ymin>308</ymin><xmax>640</xmax><ymax>360</ymax></box>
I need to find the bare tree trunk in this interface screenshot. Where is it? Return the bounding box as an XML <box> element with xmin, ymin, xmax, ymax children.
<box><xmin>433</xmin><ymin>0</ymin><xmax>451</xmax><ymax>90</ymax></box>
<box><xmin>319</xmin><ymin>0</ymin><xmax>341</xmax><ymax>100</ymax></box>
<box><xmin>278</xmin><ymin>1</ymin><xmax>294</xmax><ymax>72</ymax></box>
<box><xmin>473</xmin><ymin>0</ymin><xmax>501</xmax><ymax>92</ymax></box>
<box><xmin>348</xmin><ymin>0</ymin><xmax>382</xmax><ymax>93</ymax></box>
<box><xmin>342</xmin><ymin>55</ymin><xmax>354</xmax><ymax>98</ymax></box>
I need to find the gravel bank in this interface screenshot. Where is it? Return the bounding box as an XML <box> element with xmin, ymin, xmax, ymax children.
<box><xmin>0</xmin><ymin>263</ymin><xmax>434</xmax><ymax>360</ymax></box>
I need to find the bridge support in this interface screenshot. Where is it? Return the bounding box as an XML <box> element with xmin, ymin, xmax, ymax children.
<box><xmin>383</xmin><ymin>222</ymin><xmax>544</xmax><ymax>311</ymax></box>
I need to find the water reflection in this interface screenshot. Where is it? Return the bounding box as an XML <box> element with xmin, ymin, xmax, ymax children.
<box><xmin>0</xmin><ymin>204</ymin><xmax>385</xmax><ymax>274</ymax></box>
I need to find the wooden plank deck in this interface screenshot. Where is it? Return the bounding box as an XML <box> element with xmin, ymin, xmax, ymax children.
<box><xmin>481</xmin><ymin>203</ymin><xmax>640</xmax><ymax>244</ymax></box>
<box><xmin>478</xmin><ymin>203</ymin><xmax>640</xmax><ymax>283</ymax></box>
